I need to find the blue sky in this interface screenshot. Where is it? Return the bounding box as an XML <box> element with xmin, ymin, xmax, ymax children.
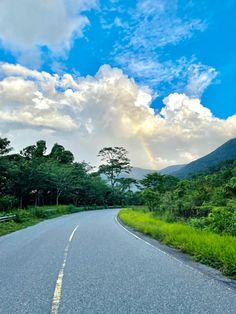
<box><xmin>0</xmin><ymin>0</ymin><xmax>235</xmax><ymax>169</ymax></box>
<box><xmin>0</xmin><ymin>0</ymin><xmax>235</xmax><ymax>118</ymax></box>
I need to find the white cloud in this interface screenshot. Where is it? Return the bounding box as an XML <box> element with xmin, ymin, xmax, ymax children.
<box><xmin>116</xmin><ymin>54</ymin><xmax>218</xmax><ymax>99</ymax></box>
<box><xmin>129</xmin><ymin>0</ymin><xmax>205</xmax><ymax>49</ymax></box>
<box><xmin>110</xmin><ymin>0</ymin><xmax>207</xmax><ymax>90</ymax></box>
<box><xmin>186</xmin><ymin>64</ymin><xmax>218</xmax><ymax>97</ymax></box>
<box><xmin>0</xmin><ymin>0</ymin><xmax>97</xmax><ymax>66</ymax></box>
<box><xmin>0</xmin><ymin>62</ymin><xmax>235</xmax><ymax>169</ymax></box>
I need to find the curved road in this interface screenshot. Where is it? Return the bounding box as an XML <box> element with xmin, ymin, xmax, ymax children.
<box><xmin>0</xmin><ymin>209</ymin><xmax>235</xmax><ymax>314</ymax></box>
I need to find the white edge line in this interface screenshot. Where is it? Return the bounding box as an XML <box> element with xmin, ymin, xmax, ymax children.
<box><xmin>114</xmin><ymin>215</ymin><xmax>234</xmax><ymax>289</ymax></box>
<box><xmin>51</xmin><ymin>224</ymin><xmax>79</xmax><ymax>314</ymax></box>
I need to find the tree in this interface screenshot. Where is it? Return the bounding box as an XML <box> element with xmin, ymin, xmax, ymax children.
<box><xmin>142</xmin><ymin>189</ymin><xmax>160</xmax><ymax>212</ymax></box>
<box><xmin>0</xmin><ymin>138</ymin><xmax>12</xmax><ymax>194</ymax></box>
<box><xmin>98</xmin><ymin>147</ymin><xmax>131</xmax><ymax>188</ymax></box>
<box><xmin>49</xmin><ymin>143</ymin><xmax>74</xmax><ymax>164</ymax></box>
<box><xmin>20</xmin><ymin>140</ymin><xmax>47</xmax><ymax>159</ymax></box>
<box><xmin>8</xmin><ymin>157</ymin><xmax>33</xmax><ymax>208</ymax></box>
<box><xmin>226</xmin><ymin>177</ymin><xmax>236</xmax><ymax>197</ymax></box>
<box><xmin>141</xmin><ymin>173</ymin><xmax>179</xmax><ymax>193</ymax></box>
<box><xmin>117</xmin><ymin>177</ymin><xmax>137</xmax><ymax>193</ymax></box>
<box><xmin>0</xmin><ymin>138</ymin><xmax>12</xmax><ymax>155</ymax></box>
<box><xmin>45</xmin><ymin>161</ymin><xmax>77</xmax><ymax>205</ymax></box>
<box><xmin>34</xmin><ymin>140</ymin><xmax>47</xmax><ymax>158</ymax></box>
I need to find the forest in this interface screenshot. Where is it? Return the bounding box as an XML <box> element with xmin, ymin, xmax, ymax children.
<box><xmin>0</xmin><ymin>137</ymin><xmax>236</xmax><ymax>237</ymax></box>
<box><xmin>0</xmin><ymin>138</ymin><xmax>141</xmax><ymax>211</ymax></box>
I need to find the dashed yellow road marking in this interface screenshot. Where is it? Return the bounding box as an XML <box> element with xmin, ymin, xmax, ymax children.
<box><xmin>51</xmin><ymin>225</ymin><xmax>79</xmax><ymax>314</ymax></box>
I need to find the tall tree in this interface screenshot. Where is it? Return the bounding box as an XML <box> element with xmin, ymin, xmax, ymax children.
<box><xmin>0</xmin><ymin>138</ymin><xmax>12</xmax><ymax>155</ymax></box>
<box><xmin>141</xmin><ymin>173</ymin><xmax>179</xmax><ymax>193</ymax></box>
<box><xmin>98</xmin><ymin>147</ymin><xmax>131</xmax><ymax>188</ymax></box>
<box><xmin>117</xmin><ymin>177</ymin><xmax>137</xmax><ymax>193</ymax></box>
<box><xmin>49</xmin><ymin>143</ymin><xmax>74</xmax><ymax>164</ymax></box>
<box><xmin>20</xmin><ymin>140</ymin><xmax>47</xmax><ymax>159</ymax></box>
<box><xmin>45</xmin><ymin>161</ymin><xmax>77</xmax><ymax>205</ymax></box>
<box><xmin>0</xmin><ymin>138</ymin><xmax>12</xmax><ymax>195</ymax></box>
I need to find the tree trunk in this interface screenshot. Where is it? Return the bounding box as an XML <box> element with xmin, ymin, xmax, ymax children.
<box><xmin>19</xmin><ymin>196</ymin><xmax>23</xmax><ymax>209</ymax></box>
<box><xmin>56</xmin><ymin>189</ymin><xmax>61</xmax><ymax>206</ymax></box>
<box><xmin>56</xmin><ymin>194</ymin><xmax>59</xmax><ymax>206</ymax></box>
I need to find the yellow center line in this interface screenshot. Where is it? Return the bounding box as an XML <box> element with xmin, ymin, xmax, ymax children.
<box><xmin>51</xmin><ymin>225</ymin><xmax>79</xmax><ymax>314</ymax></box>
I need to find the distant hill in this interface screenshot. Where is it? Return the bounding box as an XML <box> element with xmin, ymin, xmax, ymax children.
<box><xmin>121</xmin><ymin>165</ymin><xmax>185</xmax><ymax>180</ymax></box>
<box><xmin>159</xmin><ymin>164</ymin><xmax>185</xmax><ymax>175</ymax></box>
<box><xmin>102</xmin><ymin>138</ymin><xmax>236</xmax><ymax>183</ymax></box>
<box><xmin>173</xmin><ymin>138</ymin><xmax>236</xmax><ymax>179</ymax></box>
<box><xmin>121</xmin><ymin>167</ymin><xmax>155</xmax><ymax>180</ymax></box>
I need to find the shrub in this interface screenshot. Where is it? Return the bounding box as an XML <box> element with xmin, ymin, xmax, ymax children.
<box><xmin>30</xmin><ymin>207</ymin><xmax>50</xmax><ymax>219</ymax></box>
<box><xmin>142</xmin><ymin>189</ymin><xmax>160</xmax><ymax>212</ymax></box>
<box><xmin>13</xmin><ymin>210</ymin><xmax>31</xmax><ymax>223</ymax></box>
<box><xmin>207</xmin><ymin>207</ymin><xmax>236</xmax><ymax>236</ymax></box>
<box><xmin>189</xmin><ymin>217</ymin><xmax>209</xmax><ymax>230</ymax></box>
<box><xmin>0</xmin><ymin>195</ymin><xmax>18</xmax><ymax>212</ymax></box>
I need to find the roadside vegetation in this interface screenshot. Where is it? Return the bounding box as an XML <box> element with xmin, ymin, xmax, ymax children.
<box><xmin>118</xmin><ymin>160</ymin><xmax>236</xmax><ymax>278</ymax></box>
<box><xmin>119</xmin><ymin>209</ymin><xmax>236</xmax><ymax>278</ymax></box>
<box><xmin>140</xmin><ymin>162</ymin><xmax>236</xmax><ymax>236</ymax></box>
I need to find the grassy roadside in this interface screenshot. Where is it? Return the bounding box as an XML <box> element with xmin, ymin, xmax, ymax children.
<box><xmin>118</xmin><ymin>208</ymin><xmax>236</xmax><ymax>278</ymax></box>
<box><xmin>0</xmin><ymin>205</ymin><xmax>117</xmax><ymax>237</ymax></box>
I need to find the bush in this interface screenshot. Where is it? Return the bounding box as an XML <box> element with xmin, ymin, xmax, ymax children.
<box><xmin>0</xmin><ymin>195</ymin><xmax>18</xmax><ymax>212</ymax></box>
<box><xmin>207</xmin><ymin>207</ymin><xmax>236</xmax><ymax>236</ymax></box>
<box><xmin>190</xmin><ymin>206</ymin><xmax>236</xmax><ymax>236</ymax></box>
<box><xmin>67</xmin><ymin>205</ymin><xmax>82</xmax><ymax>213</ymax></box>
<box><xmin>189</xmin><ymin>217</ymin><xmax>209</xmax><ymax>230</ymax></box>
<box><xmin>30</xmin><ymin>207</ymin><xmax>50</xmax><ymax>219</ymax></box>
<box><xmin>13</xmin><ymin>210</ymin><xmax>31</xmax><ymax>223</ymax></box>
<box><xmin>142</xmin><ymin>190</ymin><xmax>160</xmax><ymax>212</ymax></box>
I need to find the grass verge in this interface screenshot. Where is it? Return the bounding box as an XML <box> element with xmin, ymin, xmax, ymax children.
<box><xmin>118</xmin><ymin>208</ymin><xmax>236</xmax><ymax>278</ymax></box>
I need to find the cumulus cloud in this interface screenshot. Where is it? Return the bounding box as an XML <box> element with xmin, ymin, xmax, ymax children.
<box><xmin>0</xmin><ymin>62</ymin><xmax>236</xmax><ymax>169</ymax></box>
<box><xmin>0</xmin><ymin>0</ymin><xmax>97</xmax><ymax>66</ymax></box>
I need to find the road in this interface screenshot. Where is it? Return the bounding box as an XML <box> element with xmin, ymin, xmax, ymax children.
<box><xmin>0</xmin><ymin>209</ymin><xmax>235</xmax><ymax>314</ymax></box>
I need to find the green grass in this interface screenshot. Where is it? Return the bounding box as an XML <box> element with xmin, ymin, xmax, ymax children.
<box><xmin>0</xmin><ymin>217</ymin><xmax>42</xmax><ymax>236</ymax></box>
<box><xmin>118</xmin><ymin>208</ymin><xmax>236</xmax><ymax>278</ymax></box>
<box><xmin>0</xmin><ymin>204</ymin><xmax>119</xmax><ymax>237</ymax></box>
<box><xmin>0</xmin><ymin>205</ymin><xmax>77</xmax><ymax>236</ymax></box>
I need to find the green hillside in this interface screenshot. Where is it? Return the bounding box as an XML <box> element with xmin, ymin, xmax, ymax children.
<box><xmin>173</xmin><ymin>138</ymin><xmax>236</xmax><ymax>178</ymax></box>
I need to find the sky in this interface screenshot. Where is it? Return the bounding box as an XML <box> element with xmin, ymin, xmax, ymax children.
<box><xmin>0</xmin><ymin>0</ymin><xmax>236</xmax><ymax>169</ymax></box>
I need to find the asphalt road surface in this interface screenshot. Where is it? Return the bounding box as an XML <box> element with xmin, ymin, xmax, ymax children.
<box><xmin>0</xmin><ymin>209</ymin><xmax>235</xmax><ymax>314</ymax></box>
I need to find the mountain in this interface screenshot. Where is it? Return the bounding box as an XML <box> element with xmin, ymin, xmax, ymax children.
<box><xmin>159</xmin><ymin>164</ymin><xmax>185</xmax><ymax>175</ymax></box>
<box><xmin>122</xmin><ymin>165</ymin><xmax>185</xmax><ymax>180</ymax></box>
<box><xmin>121</xmin><ymin>167</ymin><xmax>155</xmax><ymax>180</ymax></box>
<box><xmin>173</xmin><ymin>138</ymin><xmax>236</xmax><ymax>179</ymax></box>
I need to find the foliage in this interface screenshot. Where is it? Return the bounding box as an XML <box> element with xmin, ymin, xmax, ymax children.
<box><xmin>141</xmin><ymin>172</ymin><xmax>179</xmax><ymax>193</ymax></box>
<box><xmin>119</xmin><ymin>209</ymin><xmax>236</xmax><ymax>278</ymax></box>
<box><xmin>174</xmin><ymin>138</ymin><xmax>236</xmax><ymax>179</ymax></box>
<box><xmin>0</xmin><ymin>138</ymin><xmax>140</xmax><ymax>212</ymax></box>
<box><xmin>98</xmin><ymin>146</ymin><xmax>131</xmax><ymax>188</ymax></box>
<box><xmin>142</xmin><ymin>189</ymin><xmax>160</xmax><ymax>212</ymax></box>
<box><xmin>0</xmin><ymin>195</ymin><xmax>18</xmax><ymax>212</ymax></box>
<box><xmin>0</xmin><ymin>137</ymin><xmax>12</xmax><ymax>155</ymax></box>
<box><xmin>141</xmin><ymin>160</ymin><xmax>236</xmax><ymax>235</ymax></box>
<box><xmin>190</xmin><ymin>207</ymin><xmax>236</xmax><ymax>236</ymax></box>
